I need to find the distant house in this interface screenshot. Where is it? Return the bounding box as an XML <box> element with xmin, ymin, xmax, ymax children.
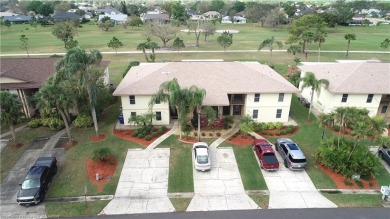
<box><xmin>98</xmin><ymin>14</ymin><xmax>127</xmax><ymax>24</ymax></box>
<box><xmin>203</xmin><ymin>11</ymin><xmax>221</xmax><ymax>19</ymax></box>
<box><xmin>0</xmin><ymin>11</ymin><xmax>19</xmax><ymax>17</ymax></box>
<box><xmin>0</xmin><ymin>58</ymin><xmax>111</xmax><ymax>118</ymax></box>
<box><xmin>235</xmin><ymin>11</ymin><xmax>246</xmax><ymax>17</ymax></box>
<box><xmin>140</xmin><ymin>13</ymin><xmax>170</xmax><ymax>24</ymax></box>
<box><xmin>96</xmin><ymin>7</ymin><xmax>122</xmax><ymax>15</ymax></box>
<box><xmin>221</xmin><ymin>16</ymin><xmax>246</xmax><ymax>24</ymax></box>
<box><xmin>298</xmin><ymin>61</ymin><xmax>390</xmax><ymax>122</ymax></box>
<box><xmin>2</xmin><ymin>15</ymin><xmax>31</xmax><ymax>24</ymax></box>
<box><xmin>113</xmin><ymin>61</ymin><xmax>298</xmax><ymax>126</ymax></box>
<box><xmin>52</xmin><ymin>12</ymin><xmax>82</xmax><ymax>21</ymax></box>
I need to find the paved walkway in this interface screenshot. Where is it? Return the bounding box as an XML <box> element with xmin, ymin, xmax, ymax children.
<box><xmin>187</xmin><ymin>147</ymin><xmax>259</xmax><ymax>211</ymax></box>
<box><xmin>146</xmin><ymin>122</ymin><xmax>178</xmax><ymax>151</ymax></box>
<box><xmin>250</xmin><ymin>132</ymin><xmax>337</xmax><ymax>209</ymax></box>
<box><xmin>210</xmin><ymin>119</ymin><xmax>240</xmax><ymax>149</ymax></box>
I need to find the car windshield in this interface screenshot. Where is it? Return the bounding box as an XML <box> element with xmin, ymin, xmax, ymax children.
<box><xmin>21</xmin><ymin>179</ymin><xmax>40</xmax><ymax>190</ymax></box>
<box><xmin>287</xmin><ymin>143</ymin><xmax>299</xmax><ymax>150</ymax></box>
<box><xmin>197</xmin><ymin>155</ymin><xmax>209</xmax><ymax>164</ymax></box>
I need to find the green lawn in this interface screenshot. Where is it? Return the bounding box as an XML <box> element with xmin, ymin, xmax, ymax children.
<box><xmin>220</xmin><ymin>143</ymin><xmax>268</xmax><ymax>190</ymax></box>
<box><xmin>45</xmin><ymin>201</ymin><xmax>109</xmax><ymax>218</ymax></box>
<box><xmin>47</xmin><ymin>101</ymin><xmax>143</xmax><ymax>198</ymax></box>
<box><xmin>170</xmin><ymin>198</ymin><xmax>192</xmax><ymax>212</ymax></box>
<box><xmin>0</xmin><ymin>126</ymin><xmax>58</xmax><ymax>182</ymax></box>
<box><xmin>322</xmin><ymin>194</ymin><xmax>383</xmax><ymax>207</ymax></box>
<box><xmin>249</xmin><ymin>194</ymin><xmax>270</xmax><ymax>209</ymax></box>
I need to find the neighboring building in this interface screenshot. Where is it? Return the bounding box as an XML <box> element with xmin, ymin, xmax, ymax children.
<box><xmin>235</xmin><ymin>11</ymin><xmax>246</xmax><ymax>17</ymax></box>
<box><xmin>0</xmin><ymin>12</ymin><xmax>19</xmax><ymax>17</ymax></box>
<box><xmin>113</xmin><ymin>61</ymin><xmax>299</xmax><ymax>126</ymax></box>
<box><xmin>298</xmin><ymin>61</ymin><xmax>390</xmax><ymax>122</ymax></box>
<box><xmin>0</xmin><ymin>58</ymin><xmax>111</xmax><ymax>118</ymax></box>
<box><xmin>221</xmin><ymin>16</ymin><xmax>246</xmax><ymax>24</ymax></box>
<box><xmin>2</xmin><ymin>15</ymin><xmax>31</xmax><ymax>24</ymax></box>
<box><xmin>96</xmin><ymin>7</ymin><xmax>122</xmax><ymax>15</ymax></box>
<box><xmin>52</xmin><ymin>12</ymin><xmax>82</xmax><ymax>21</ymax></box>
<box><xmin>203</xmin><ymin>11</ymin><xmax>221</xmax><ymax>19</ymax></box>
<box><xmin>140</xmin><ymin>13</ymin><xmax>170</xmax><ymax>24</ymax></box>
<box><xmin>98</xmin><ymin>14</ymin><xmax>127</xmax><ymax>24</ymax></box>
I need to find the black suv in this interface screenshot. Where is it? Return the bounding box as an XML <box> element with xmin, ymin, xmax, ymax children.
<box><xmin>17</xmin><ymin>157</ymin><xmax>57</xmax><ymax>206</ymax></box>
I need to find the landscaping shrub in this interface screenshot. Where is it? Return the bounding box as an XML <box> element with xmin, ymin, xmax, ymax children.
<box><xmin>93</xmin><ymin>147</ymin><xmax>112</xmax><ymax>162</ymax></box>
<box><xmin>145</xmin><ymin>135</ymin><xmax>151</xmax><ymax>141</ymax></box>
<box><xmin>157</xmin><ymin>128</ymin><xmax>164</xmax><ymax>135</ymax></box>
<box><xmin>41</xmin><ymin>117</ymin><xmax>51</xmax><ymax>127</ymax></box>
<box><xmin>201</xmin><ymin>132</ymin><xmax>206</xmax><ymax>137</ymax></box>
<box><xmin>223</xmin><ymin>116</ymin><xmax>234</xmax><ymax>129</ymax></box>
<box><xmin>280</xmin><ymin>130</ymin><xmax>287</xmax><ymax>135</ymax></box>
<box><xmin>316</xmin><ymin>138</ymin><xmax>381</xmax><ymax>179</ymax></box>
<box><xmin>193</xmin><ymin>132</ymin><xmax>198</xmax><ymax>136</ymax></box>
<box><xmin>216</xmin><ymin>132</ymin><xmax>221</xmax><ymax>137</ymax></box>
<box><xmin>161</xmin><ymin>126</ymin><xmax>167</xmax><ymax>131</ymax></box>
<box><xmin>266</xmin><ymin>122</ymin><xmax>276</xmax><ymax>130</ymax></box>
<box><xmin>260</xmin><ymin>131</ymin><xmax>267</xmax><ymax>135</ymax></box>
<box><xmin>343</xmin><ymin>180</ymin><xmax>353</xmax><ymax>186</ymax></box>
<box><xmin>131</xmin><ymin>130</ymin><xmax>138</xmax><ymax>137</ymax></box>
<box><xmin>275</xmin><ymin>122</ymin><xmax>283</xmax><ymax>130</ymax></box>
<box><xmin>137</xmin><ymin>133</ymin><xmax>144</xmax><ymax>139</ymax></box>
<box><xmin>342</xmin><ymin>129</ymin><xmax>349</xmax><ymax>134</ymax></box>
<box><xmin>354</xmin><ymin>180</ymin><xmax>363</xmax><ymax>188</ymax></box>
<box><xmin>48</xmin><ymin>117</ymin><xmax>65</xmax><ymax>130</ymax></box>
<box><xmin>151</xmin><ymin>132</ymin><xmax>158</xmax><ymax>137</ymax></box>
<box><xmin>286</xmin><ymin>126</ymin><xmax>295</xmax><ymax>134</ymax></box>
<box><xmin>276</xmin><ymin>132</ymin><xmax>281</xmax><ymax>136</ymax></box>
<box><xmin>28</xmin><ymin>118</ymin><xmax>42</xmax><ymax>128</ymax></box>
<box><xmin>209</xmin><ymin>133</ymin><xmax>213</xmax><ymax>137</ymax></box>
<box><xmin>333</xmin><ymin>125</ymin><xmax>340</xmax><ymax>132</ymax></box>
<box><xmin>73</xmin><ymin>114</ymin><xmax>93</xmax><ymax>128</ymax></box>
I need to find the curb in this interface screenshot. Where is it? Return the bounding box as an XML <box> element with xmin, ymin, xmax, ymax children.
<box><xmin>246</xmin><ymin>190</ymin><xmax>270</xmax><ymax>195</ymax></box>
<box><xmin>168</xmin><ymin>193</ymin><xmax>194</xmax><ymax>198</ymax></box>
<box><xmin>318</xmin><ymin>189</ymin><xmax>380</xmax><ymax>194</ymax></box>
<box><xmin>46</xmin><ymin>195</ymin><xmax>114</xmax><ymax>203</ymax></box>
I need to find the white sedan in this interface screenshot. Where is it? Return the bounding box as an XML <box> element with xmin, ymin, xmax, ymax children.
<box><xmin>193</xmin><ymin>142</ymin><xmax>211</xmax><ymax>171</ymax></box>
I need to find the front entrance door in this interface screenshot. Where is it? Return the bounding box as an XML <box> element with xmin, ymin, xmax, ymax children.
<box><xmin>233</xmin><ymin>105</ymin><xmax>242</xmax><ymax>115</ymax></box>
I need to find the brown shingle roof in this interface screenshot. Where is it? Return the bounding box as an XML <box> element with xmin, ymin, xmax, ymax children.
<box><xmin>113</xmin><ymin>62</ymin><xmax>299</xmax><ymax>106</ymax></box>
<box><xmin>298</xmin><ymin>62</ymin><xmax>390</xmax><ymax>94</ymax></box>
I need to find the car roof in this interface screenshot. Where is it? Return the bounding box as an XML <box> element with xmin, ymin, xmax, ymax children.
<box><xmin>277</xmin><ymin>138</ymin><xmax>294</xmax><ymax>144</ymax></box>
<box><xmin>193</xmin><ymin>142</ymin><xmax>208</xmax><ymax>149</ymax></box>
<box><xmin>195</xmin><ymin>147</ymin><xmax>209</xmax><ymax>156</ymax></box>
<box><xmin>26</xmin><ymin>166</ymin><xmax>47</xmax><ymax>179</ymax></box>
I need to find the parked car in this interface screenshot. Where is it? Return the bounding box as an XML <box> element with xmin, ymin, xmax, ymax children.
<box><xmin>193</xmin><ymin>142</ymin><xmax>211</xmax><ymax>171</ymax></box>
<box><xmin>275</xmin><ymin>138</ymin><xmax>307</xmax><ymax>170</ymax></box>
<box><xmin>253</xmin><ymin>139</ymin><xmax>279</xmax><ymax>171</ymax></box>
<box><xmin>379</xmin><ymin>146</ymin><xmax>390</xmax><ymax>166</ymax></box>
<box><xmin>17</xmin><ymin>157</ymin><xmax>57</xmax><ymax>206</ymax></box>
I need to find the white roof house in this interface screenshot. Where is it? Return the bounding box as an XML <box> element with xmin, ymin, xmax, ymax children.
<box><xmin>298</xmin><ymin>61</ymin><xmax>390</xmax><ymax>121</ymax></box>
<box><xmin>221</xmin><ymin>16</ymin><xmax>247</xmax><ymax>24</ymax></box>
<box><xmin>98</xmin><ymin>14</ymin><xmax>127</xmax><ymax>24</ymax></box>
<box><xmin>114</xmin><ymin>61</ymin><xmax>299</xmax><ymax>125</ymax></box>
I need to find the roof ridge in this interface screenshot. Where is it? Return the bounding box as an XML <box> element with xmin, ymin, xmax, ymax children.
<box><xmin>332</xmin><ymin>62</ymin><xmax>363</xmax><ymax>92</ymax></box>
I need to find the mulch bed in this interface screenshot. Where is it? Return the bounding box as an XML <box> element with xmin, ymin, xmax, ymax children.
<box><xmin>256</xmin><ymin>126</ymin><xmax>301</xmax><ymax>138</ymax></box>
<box><xmin>228</xmin><ymin>134</ymin><xmax>254</xmax><ymax>146</ymax></box>
<box><xmin>63</xmin><ymin>140</ymin><xmax>78</xmax><ymax>151</ymax></box>
<box><xmin>304</xmin><ymin>119</ymin><xmax>313</xmax><ymax>124</ymax></box>
<box><xmin>179</xmin><ymin>137</ymin><xmax>199</xmax><ymax>144</ymax></box>
<box><xmin>10</xmin><ymin>143</ymin><xmax>24</xmax><ymax>150</ymax></box>
<box><xmin>318</xmin><ymin>164</ymin><xmax>380</xmax><ymax>190</ymax></box>
<box><xmin>91</xmin><ymin>134</ymin><xmax>106</xmax><ymax>142</ymax></box>
<box><xmin>113</xmin><ymin>129</ymin><xmax>170</xmax><ymax>147</ymax></box>
<box><xmin>86</xmin><ymin>156</ymin><xmax>118</xmax><ymax>193</ymax></box>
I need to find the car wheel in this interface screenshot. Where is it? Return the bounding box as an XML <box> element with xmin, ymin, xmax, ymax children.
<box><xmin>53</xmin><ymin>165</ymin><xmax>57</xmax><ymax>175</ymax></box>
<box><xmin>284</xmin><ymin>159</ymin><xmax>288</xmax><ymax>168</ymax></box>
<box><xmin>260</xmin><ymin>161</ymin><xmax>263</xmax><ymax>169</ymax></box>
<box><xmin>275</xmin><ymin>144</ymin><xmax>279</xmax><ymax>151</ymax></box>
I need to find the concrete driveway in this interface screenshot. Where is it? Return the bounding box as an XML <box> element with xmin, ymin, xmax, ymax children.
<box><xmin>255</xmin><ymin>146</ymin><xmax>337</xmax><ymax>209</ymax></box>
<box><xmin>186</xmin><ymin>148</ymin><xmax>259</xmax><ymax>211</ymax></box>
<box><xmin>101</xmin><ymin>149</ymin><xmax>174</xmax><ymax>215</ymax></box>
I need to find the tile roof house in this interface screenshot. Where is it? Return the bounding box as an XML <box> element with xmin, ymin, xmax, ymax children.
<box><xmin>298</xmin><ymin>61</ymin><xmax>390</xmax><ymax>122</ymax></box>
<box><xmin>113</xmin><ymin>61</ymin><xmax>299</xmax><ymax>126</ymax></box>
<box><xmin>0</xmin><ymin>58</ymin><xmax>110</xmax><ymax>118</ymax></box>
<box><xmin>140</xmin><ymin>13</ymin><xmax>170</xmax><ymax>24</ymax></box>
<box><xmin>221</xmin><ymin>16</ymin><xmax>247</xmax><ymax>24</ymax></box>
<box><xmin>2</xmin><ymin>15</ymin><xmax>31</xmax><ymax>23</ymax></box>
<box><xmin>52</xmin><ymin>12</ymin><xmax>82</xmax><ymax>21</ymax></box>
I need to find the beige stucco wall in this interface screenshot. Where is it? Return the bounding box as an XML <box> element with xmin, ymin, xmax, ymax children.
<box><xmin>120</xmin><ymin>95</ymin><xmax>170</xmax><ymax>125</ymax></box>
<box><xmin>244</xmin><ymin>93</ymin><xmax>292</xmax><ymax>122</ymax></box>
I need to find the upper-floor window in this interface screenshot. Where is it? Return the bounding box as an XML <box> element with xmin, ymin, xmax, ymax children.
<box><xmin>254</xmin><ymin>93</ymin><xmax>260</xmax><ymax>102</ymax></box>
<box><xmin>341</xmin><ymin>94</ymin><xmax>348</xmax><ymax>103</ymax></box>
<box><xmin>252</xmin><ymin>109</ymin><xmax>258</xmax><ymax>119</ymax></box>
<box><xmin>156</xmin><ymin>112</ymin><xmax>162</xmax><ymax>121</ymax></box>
<box><xmin>366</xmin><ymin>94</ymin><xmax>374</xmax><ymax>103</ymax></box>
<box><xmin>381</xmin><ymin>105</ymin><xmax>388</xmax><ymax>114</ymax></box>
<box><xmin>129</xmin><ymin>95</ymin><xmax>135</xmax><ymax>104</ymax></box>
<box><xmin>278</xmin><ymin>93</ymin><xmax>284</xmax><ymax>102</ymax></box>
<box><xmin>276</xmin><ymin>109</ymin><xmax>282</xmax><ymax>118</ymax></box>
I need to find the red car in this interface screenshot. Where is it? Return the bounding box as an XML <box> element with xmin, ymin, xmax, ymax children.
<box><xmin>253</xmin><ymin>139</ymin><xmax>279</xmax><ymax>171</ymax></box>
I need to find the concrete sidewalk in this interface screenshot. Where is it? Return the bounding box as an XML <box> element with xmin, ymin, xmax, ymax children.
<box><xmin>145</xmin><ymin>122</ymin><xmax>178</xmax><ymax>151</ymax></box>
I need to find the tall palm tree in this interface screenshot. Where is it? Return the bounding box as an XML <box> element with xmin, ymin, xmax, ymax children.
<box><xmin>287</xmin><ymin>44</ymin><xmax>301</xmax><ymax>58</ymax></box>
<box><xmin>35</xmin><ymin>77</ymin><xmax>73</xmax><ymax>143</ymax></box>
<box><xmin>367</xmin><ymin>116</ymin><xmax>387</xmax><ymax>154</ymax></box>
<box><xmin>188</xmin><ymin>85</ymin><xmax>216</xmax><ymax>141</ymax></box>
<box><xmin>344</xmin><ymin>33</ymin><xmax>356</xmax><ymax>58</ymax></box>
<box><xmin>334</xmin><ymin>107</ymin><xmax>348</xmax><ymax>148</ymax></box>
<box><xmin>301</xmin><ymin>31</ymin><xmax>314</xmax><ymax>60</ymax></box>
<box><xmin>149</xmin><ymin>78</ymin><xmax>191</xmax><ymax>139</ymax></box>
<box><xmin>299</xmin><ymin>72</ymin><xmax>329</xmax><ymax>120</ymax></box>
<box><xmin>0</xmin><ymin>91</ymin><xmax>23</xmax><ymax>143</ymax></box>
<box><xmin>55</xmin><ymin>46</ymin><xmax>103</xmax><ymax>136</ymax></box>
<box><xmin>258</xmin><ymin>36</ymin><xmax>283</xmax><ymax>65</ymax></box>
<box><xmin>314</xmin><ymin>30</ymin><xmax>327</xmax><ymax>62</ymax></box>
<box><xmin>318</xmin><ymin>113</ymin><xmax>333</xmax><ymax>141</ymax></box>
<box><xmin>349</xmin><ymin>115</ymin><xmax>370</xmax><ymax>160</ymax></box>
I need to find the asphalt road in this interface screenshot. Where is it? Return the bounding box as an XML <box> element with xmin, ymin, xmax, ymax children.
<box><xmin>71</xmin><ymin>208</ymin><xmax>389</xmax><ymax>219</ymax></box>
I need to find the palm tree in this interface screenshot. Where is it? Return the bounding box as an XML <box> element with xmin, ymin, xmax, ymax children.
<box><xmin>258</xmin><ymin>36</ymin><xmax>283</xmax><ymax>65</ymax></box>
<box><xmin>287</xmin><ymin>44</ymin><xmax>301</xmax><ymax>58</ymax></box>
<box><xmin>0</xmin><ymin>91</ymin><xmax>23</xmax><ymax>143</ymax></box>
<box><xmin>318</xmin><ymin>113</ymin><xmax>333</xmax><ymax>141</ymax></box>
<box><xmin>55</xmin><ymin>46</ymin><xmax>103</xmax><ymax>137</ymax></box>
<box><xmin>301</xmin><ymin>31</ymin><xmax>314</xmax><ymax>60</ymax></box>
<box><xmin>375</xmin><ymin>136</ymin><xmax>390</xmax><ymax>154</ymax></box>
<box><xmin>314</xmin><ymin>30</ymin><xmax>327</xmax><ymax>62</ymax></box>
<box><xmin>367</xmin><ymin>116</ymin><xmax>387</xmax><ymax>154</ymax></box>
<box><xmin>349</xmin><ymin>115</ymin><xmax>370</xmax><ymax>160</ymax></box>
<box><xmin>334</xmin><ymin>107</ymin><xmax>348</xmax><ymax>148</ymax></box>
<box><xmin>35</xmin><ymin>77</ymin><xmax>73</xmax><ymax>143</ymax></box>
<box><xmin>299</xmin><ymin>72</ymin><xmax>330</xmax><ymax>120</ymax></box>
<box><xmin>344</xmin><ymin>33</ymin><xmax>356</xmax><ymax>58</ymax></box>
<box><xmin>188</xmin><ymin>85</ymin><xmax>216</xmax><ymax>141</ymax></box>
<box><xmin>149</xmin><ymin>78</ymin><xmax>191</xmax><ymax>139</ymax></box>
<box><xmin>136</xmin><ymin>38</ymin><xmax>159</xmax><ymax>62</ymax></box>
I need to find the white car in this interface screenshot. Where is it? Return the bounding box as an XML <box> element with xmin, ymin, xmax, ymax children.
<box><xmin>193</xmin><ymin>142</ymin><xmax>211</xmax><ymax>171</ymax></box>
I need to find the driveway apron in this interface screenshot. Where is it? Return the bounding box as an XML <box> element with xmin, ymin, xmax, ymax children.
<box><xmin>101</xmin><ymin>148</ymin><xmax>174</xmax><ymax>215</ymax></box>
<box><xmin>257</xmin><ymin>147</ymin><xmax>337</xmax><ymax>209</ymax></box>
<box><xmin>186</xmin><ymin>148</ymin><xmax>259</xmax><ymax>211</ymax></box>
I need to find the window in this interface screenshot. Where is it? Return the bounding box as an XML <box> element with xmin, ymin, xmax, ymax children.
<box><xmin>278</xmin><ymin>93</ymin><xmax>284</xmax><ymax>102</ymax></box>
<box><xmin>252</xmin><ymin>110</ymin><xmax>258</xmax><ymax>119</ymax></box>
<box><xmin>381</xmin><ymin>105</ymin><xmax>388</xmax><ymax>114</ymax></box>
<box><xmin>156</xmin><ymin>112</ymin><xmax>162</xmax><ymax>121</ymax></box>
<box><xmin>129</xmin><ymin>95</ymin><xmax>135</xmax><ymax>104</ymax></box>
<box><xmin>366</xmin><ymin>94</ymin><xmax>374</xmax><ymax>103</ymax></box>
<box><xmin>276</xmin><ymin>109</ymin><xmax>282</xmax><ymax>118</ymax></box>
<box><xmin>341</xmin><ymin>94</ymin><xmax>348</xmax><ymax>103</ymax></box>
<box><xmin>131</xmin><ymin>112</ymin><xmax>136</xmax><ymax>118</ymax></box>
<box><xmin>254</xmin><ymin>93</ymin><xmax>260</xmax><ymax>102</ymax></box>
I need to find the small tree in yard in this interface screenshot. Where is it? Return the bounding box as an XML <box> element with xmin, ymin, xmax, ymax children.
<box><xmin>173</xmin><ymin>37</ymin><xmax>185</xmax><ymax>54</ymax></box>
<box><xmin>20</xmin><ymin>35</ymin><xmax>29</xmax><ymax>58</ymax></box>
<box><xmin>4</xmin><ymin>20</ymin><xmax>11</xmax><ymax>31</ymax></box>
<box><xmin>217</xmin><ymin>31</ymin><xmax>233</xmax><ymax>54</ymax></box>
<box><xmin>93</xmin><ymin>147</ymin><xmax>113</xmax><ymax>162</ymax></box>
<box><xmin>107</xmin><ymin>37</ymin><xmax>123</xmax><ymax>54</ymax></box>
<box><xmin>99</xmin><ymin>16</ymin><xmax>114</xmax><ymax>31</ymax></box>
<box><xmin>0</xmin><ymin>91</ymin><xmax>23</xmax><ymax>143</ymax></box>
<box><xmin>239</xmin><ymin>115</ymin><xmax>254</xmax><ymax>138</ymax></box>
<box><xmin>344</xmin><ymin>33</ymin><xmax>356</xmax><ymax>58</ymax></box>
<box><xmin>258</xmin><ymin>36</ymin><xmax>283</xmax><ymax>65</ymax></box>
<box><xmin>137</xmin><ymin>38</ymin><xmax>159</xmax><ymax>62</ymax></box>
<box><xmin>380</xmin><ymin>38</ymin><xmax>390</xmax><ymax>52</ymax></box>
